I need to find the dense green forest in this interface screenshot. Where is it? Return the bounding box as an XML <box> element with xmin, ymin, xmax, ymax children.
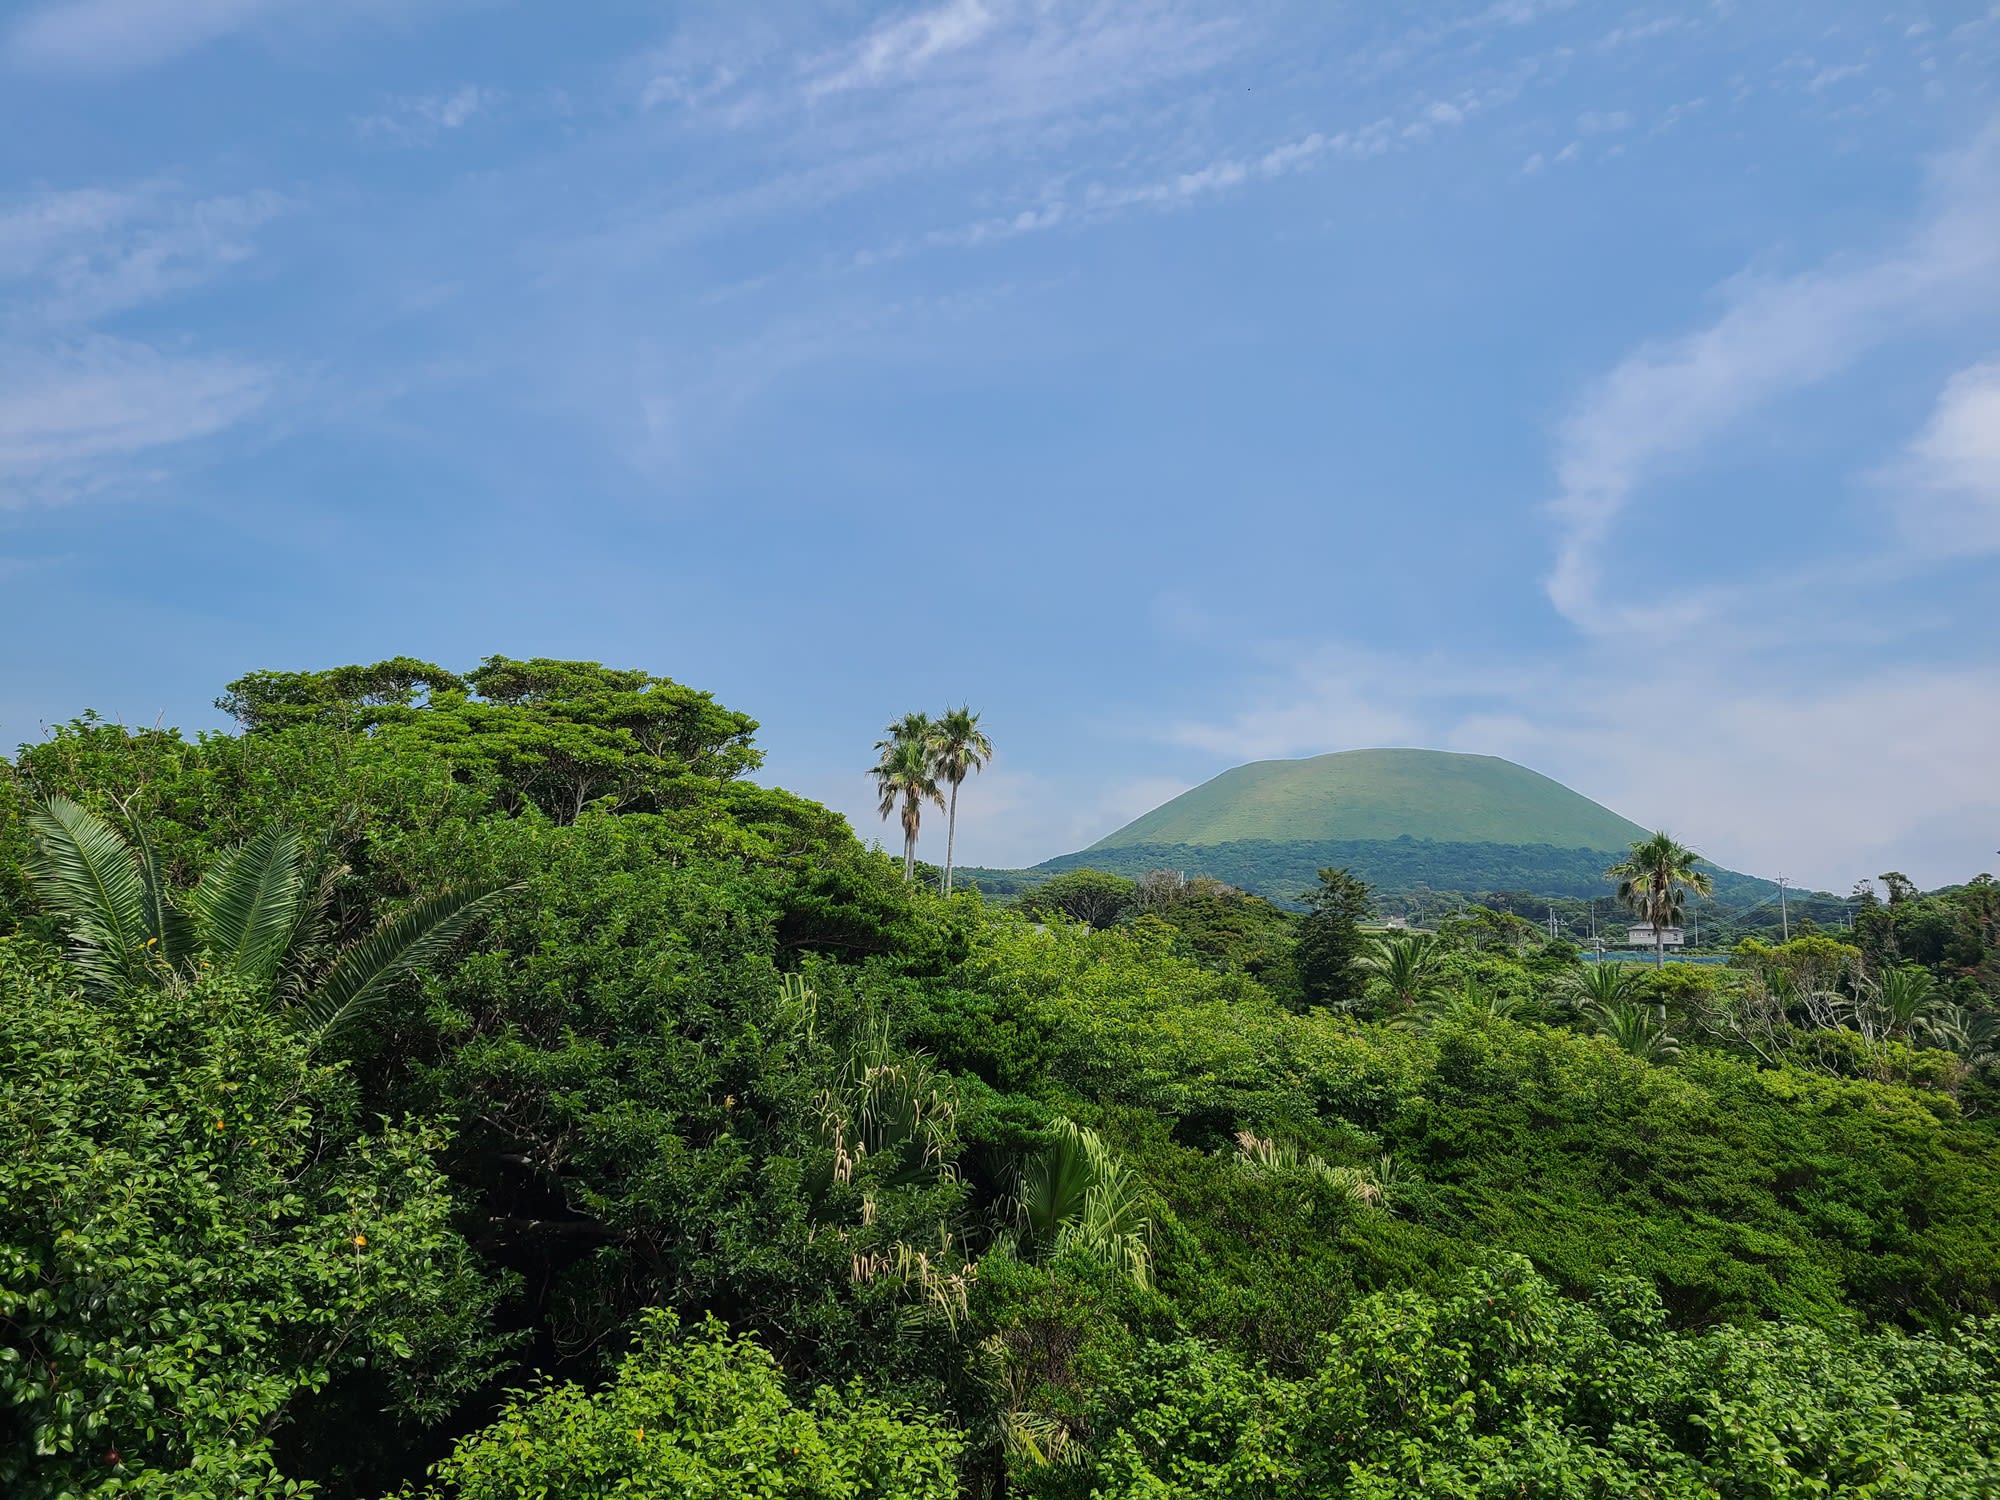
<box><xmin>965</xmin><ymin>839</ymin><xmax>1847</xmax><ymax>942</ymax></box>
<box><xmin>4</xmin><ymin>656</ymin><xmax>1998</xmax><ymax>1497</ymax></box>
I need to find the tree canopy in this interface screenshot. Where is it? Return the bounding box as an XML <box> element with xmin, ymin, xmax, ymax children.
<box><xmin>3</xmin><ymin>655</ymin><xmax>1998</xmax><ymax>1497</ymax></box>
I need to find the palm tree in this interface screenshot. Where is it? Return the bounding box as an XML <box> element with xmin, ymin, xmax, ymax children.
<box><xmin>26</xmin><ymin>795</ymin><xmax>508</xmax><ymax>1048</ymax></box>
<box><xmin>1356</xmin><ymin>932</ymin><xmax>1442</xmax><ymax>1014</ymax></box>
<box><xmin>1395</xmin><ymin>976</ymin><xmax>1526</xmax><ymax>1033</ymax></box>
<box><xmin>1584</xmin><ymin>999</ymin><xmax>1682</xmax><ymax>1063</ymax></box>
<box><xmin>929</xmin><ymin>706</ymin><xmax>992</xmax><ymax>896</ymax></box>
<box><xmin>1607</xmin><ymin>832</ymin><xmax>1714</xmax><ymax>969</ymax></box>
<box><xmin>871</xmin><ymin>720</ymin><xmax>943</xmax><ymax>883</ymax></box>
<box><xmin>875</xmin><ymin>711</ymin><xmax>935</xmax><ymax>759</ymax></box>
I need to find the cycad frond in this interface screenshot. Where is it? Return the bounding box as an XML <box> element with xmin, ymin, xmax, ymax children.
<box><xmin>1358</xmin><ymin>933</ymin><xmax>1443</xmax><ymax>1009</ymax></box>
<box><xmin>126</xmin><ymin>810</ymin><xmax>194</xmax><ymax>970</ymax></box>
<box><xmin>295</xmin><ymin>882</ymin><xmax>512</xmax><ymax>1048</ymax></box>
<box><xmin>1565</xmin><ymin>962</ymin><xmax>1637</xmax><ymax>1010</ymax></box>
<box><xmin>1584</xmin><ymin>999</ymin><xmax>1681</xmax><ymax>1063</ymax></box>
<box><xmin>1867</xmin><ymin>965</ymin><xmax>1939</xmax><ymax>1038</ymax></box>
<box><xmin>186</xmin><ymin>824</ymin><xmax>306</xmax><ymax>985</ymax></box>
<box><xmin>26</xmin><ymin>795</ymin><xmax>156</xmax><ymax>995</ymax></box>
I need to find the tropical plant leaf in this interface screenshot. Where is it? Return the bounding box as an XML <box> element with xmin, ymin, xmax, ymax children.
<box><xmin>296</xmin><ymin>882</ymin><xmax>514</xmax><ymax>1048</ymax></box>
<box><xmin>25</xmin><ymin>795</ymin><xmax>156</xmax><ymax>995</ymax></box>
<box><xmin>125</xmin><ymin>808</ymin><xmax>195</xmax><ymax>970</ymax></box>
<box><xmin>1566</xmin><ymin>961</ymin><xmax>1638</xmax><ymax>1011</ymax></box>
<box><xmin>1017</xmin><ymin>1118</ymin><xmax>1152</xmax><ymax>1288</ymax></box>
<box><xmin>186</xmin><ymin>824</ymin><xmax>306</xmax><ymax>986</ymax></box>
<box><xmin>1016</xmin><ymin>1119</ymin><xmax>1099</xmax><ymax>1248</ymax></box>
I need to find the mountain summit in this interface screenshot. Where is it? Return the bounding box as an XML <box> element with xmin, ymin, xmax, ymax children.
<box><xmin>1089</xmin><ymin>749</ymin><xmax>1649</xmax><ymax>854</ymax></box>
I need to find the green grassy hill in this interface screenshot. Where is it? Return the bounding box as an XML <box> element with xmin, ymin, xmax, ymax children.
<box><xmin>1090</xmin><ymin>749</ymin><xmax>1651</xmax><ymax>852</ymax></box>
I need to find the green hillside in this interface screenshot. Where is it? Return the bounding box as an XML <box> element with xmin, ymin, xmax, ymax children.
<box><xmin>1090</xmin><ymin>748</ymin><xmax>1651</xmax><ymax>852</ymax></box>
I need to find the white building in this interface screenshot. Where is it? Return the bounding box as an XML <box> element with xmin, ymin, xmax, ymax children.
<box><xmin>1627</xmin><ymin>924</ymin><xmax>1685</xmax><ymax>947</ymax></box>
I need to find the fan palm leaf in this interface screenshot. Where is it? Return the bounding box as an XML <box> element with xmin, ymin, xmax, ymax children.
<box><xmin>929</xmin><ymin>706</ymin><xmax>993</xmax><ymax>896</ymax></box>
<box><xmin>870</xmin><ymin>731</ymin><xmax>943</xmax><ymax>883</ymax></box>
<box><xmin>1016</xmin><ymin>1119</ymin><xmax>1152</xmax><ymax>1289</ymax></box>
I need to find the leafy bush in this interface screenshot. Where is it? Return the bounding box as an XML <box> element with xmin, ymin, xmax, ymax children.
<box><xmin>1042</xmin><ymin>1257</ymin><xmax>2000</xmax><ymax>1499</ymax></box>
<box><xmin>0</xmin><ymin>939</ymin><xmax>507</xmax><ymax>1498</ymax></box>
<box><xmin>414</xmin><ymin>1311</ymin><xmax>959</xmax><ymax>1500</ymax></box>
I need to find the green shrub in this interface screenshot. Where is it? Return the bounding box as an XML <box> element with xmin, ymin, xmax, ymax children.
<box><xmin>414</xmin><ymin>1311</ymin><xmax>959</xmax><ymax>1500</ymax></box>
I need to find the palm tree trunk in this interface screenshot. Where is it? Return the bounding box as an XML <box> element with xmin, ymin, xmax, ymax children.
<box><xmin>1653</xmin><ymin>879</ymin><xmax>1666</xmax><ymax>969</ymax></box>
<box><xmin>942</xmin><ymin>781</ymin><xmax>960</xmax><ymax>895</ymax></box>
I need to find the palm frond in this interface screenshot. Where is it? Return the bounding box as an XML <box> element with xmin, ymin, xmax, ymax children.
<box><xmin>186</xmin><ymin>824</ymin><xmax>306</xmax><ymax>985</ymax></box>
<box><xmin>276</xmin><ymin>853</ymin><xmax>349</xmax><ymax>1002</ymax></box>
<box><xmin>1584</xmin><ymin>999</ymin><xmax>1681</xmax><ymax>1063</ymax></box>
<box><xmin>125</xmin><ymin>808</ymin><xmax>194</xmax><ymax>970</ymax></box>
<box><xmin>294</xmin><ymin>882</ymin><xmax>513</xmax><ymax>1048</ymax></box>
<box><xmin>1565</xmin><ymin>962</ymin><xmax>1637</xmax><ymax>1010</ymax></box>
<box><xmin>25</xmin><ymin>795</ymin><xmax>156</xmax><ymax>995</ymax></box>
<box><xmin>1016</xmin><ymin>1119</ymin><xmax>1099</xmax><ymax>1247</ymax></box>
<box><xmin>1017</xmin><ymin>1119</ymin><xmax>1152</xmax><ymax>1288</ymax></box>
<box><xmin>1358</xmin><ymin>933</ymin><xmax>1443</xmax><ymax>1011</ymax></box>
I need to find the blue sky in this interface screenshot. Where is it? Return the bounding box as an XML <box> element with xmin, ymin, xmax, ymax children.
<box><xmin>3</xmin><ymin>1</ymin><xmax>1998</xmax><ymax>890</ymax></box>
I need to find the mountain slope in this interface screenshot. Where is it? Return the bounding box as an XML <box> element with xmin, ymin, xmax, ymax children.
<box><xmin>1089</xmin><ymin>749</ymin><xmax>1650</xmax><ymax>853</ymax></box>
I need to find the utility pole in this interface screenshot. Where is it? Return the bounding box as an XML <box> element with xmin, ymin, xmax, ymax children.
<box><xmin>1777</xmin><ymin>876</ymin><xmax>1789</xmax><ymax>943</ymax></box>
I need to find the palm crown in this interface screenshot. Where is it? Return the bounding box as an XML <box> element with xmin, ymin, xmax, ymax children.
<box><xmin>868</xmin><ymin>707</ymin><xmax>993</xmax><ymax>889</ymax></box>
<box><xmin>871</xmin><ymin>721</ymin><xmax>944</xmax><ymax>884</ymax></box>
<box><xmin>1606</xmin><ymin>831</ymin><xmax>1714</xmax><ymax>967</ymax></box>
<box><xmin>929</xmin><ymin>706</ymin><xmax>992</xmax><ymax>895</ymax></box>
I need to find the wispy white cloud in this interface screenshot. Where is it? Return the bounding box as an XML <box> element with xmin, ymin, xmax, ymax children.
<box><xmin>0</xmin><ymin>184</ymin><xmax>283</xmax><ymax>501</ymax></box>
<box><xmin>1884</xmin><ymin>360</ymin><xmax>2000</xmax><ymax>552</ymax></box>
<box><xmin>356</xmin><ymin>85</ymin><xmax>493</xmax><ymax>146</ymax></box>
<box><xmin>8</xmin><ymin>0</ymin><xmax>447</xmax><ymax>75</ymax></box>
<box><xmin>1807</xmin><ymin>61</ymin><xmax>1868</xmax><ymax>92</ymax></box>
<box><xmin>1546</xmin><ymin>121</ymin><xmax>2000</xmax><ymax>635</ymax></box>
<box><xmin>8</xmin><ymin>0</ymin><xmax>290</xmax><ymax>73</ymax></box>
<box><xmin>0</xmin><ymin>337</ymin><xmax>273</xmax><ymax>505</ymax></box>
<box><xmin>854</xmin><ymin>82</ymin><xmax>1504</xmax><ymax>266</ymax></box>
<box><xmin>0</xmin><ymin>185</ymin><xmax>285</xmax><ymax>324</ymax></box>
<box><xmin>807</xmin><ymin>0</ymin><xmax>999</xmax><ymax>97</ymax></box>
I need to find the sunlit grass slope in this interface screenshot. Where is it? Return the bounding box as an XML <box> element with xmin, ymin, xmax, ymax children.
<box><xmin>1089</xmin><ymin>749</ymin><xmax>1652</xmax><ymax>853</ymax></box>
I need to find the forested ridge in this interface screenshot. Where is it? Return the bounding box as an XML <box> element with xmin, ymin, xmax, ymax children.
<box><xmin>3</xmin><ymin>656</ymin><xmax>1998</xmax><ymax>1498</ymax></box>
<box><xmin>964</xmin><ymin>838</ymin><xmax>1847</xmax><ymax>936</ymax></box>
